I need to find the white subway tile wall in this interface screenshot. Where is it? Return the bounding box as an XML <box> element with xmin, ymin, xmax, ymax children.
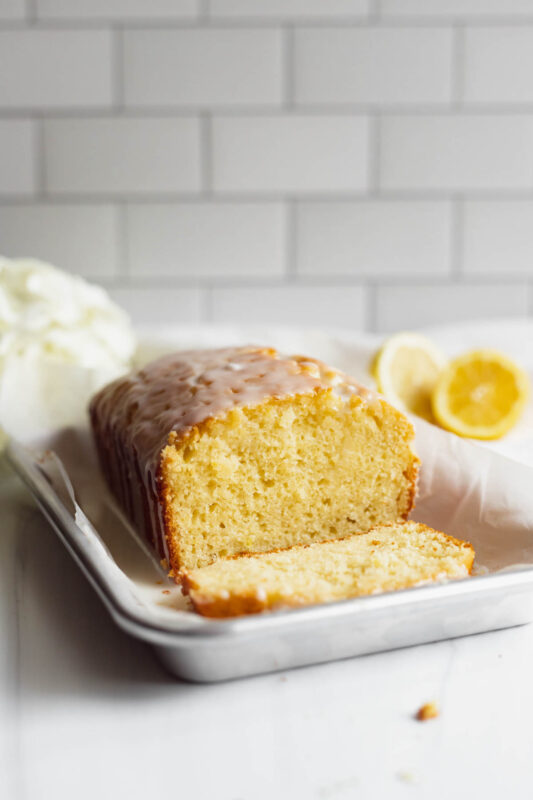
<box><xmin>380</xmin><ymin>115</ymin><xmax>533</xmax><ymax>192</ymax></box>
<box><xmin>36</xmin><ymin>0</ymin><xmax>200</xmax><ymax>20</ymax></box>
<box><xmin>211</xmin><ymin>284</ymin><xmax>368</xmax><ymax>328</ymax></box>
<box><xmin>380</xmin><ymin>1</ymin><xmax>533</xmax><ymax>19</ymax></box>
<box><xmin>212</xmin><ymin>115</ymin><xmax>369</xmax><ymax>194</ymax></box>
<box><xmin>108</xmin><ymin>286</ymin><xmax>204</xmax><ymax>324</ymax></box>
<box><xmin>463</xmin><ymin>28</ymin><xmax>533</xmax><ymax>105</ymax></box>
<box><xmin>0</xmin><ymin>1</ymin><xmax>531</xmax><ymax>333</ymax></box>
<box><xmin>0</xmin><ymin>31</ymin><xmax>113</xmax><ymax>109</ymax></box>
<box><xmin>463</xmin><ymin>201</ymin><xmax>533</xmax><ymax>276</ymax></box>
<box><xmin>0</xmin><ymin>0</ymin><xmax>26</xmax><ymax>20</ymax></box>
<box><xmin>375</xmin><ymin>283</ymin><xmax>530</xmax><ymax>332</ymax></box>
<box><xmin>126</xmin><ymin>202</ymin><xmax>286</xmax><ymax>278</ymax></box>
<box><xmin>123</xmin><ymin>30</ymin><xmax>283</xmax><ymax>108</ymax></box>
<box><xmin>43</xmin><ymin>117</ymin><xmax>202</xmax><ymax>195</ymax></box>
<box><xmin>0</xmin><ymin>204</ymin><xmax>119</xmax><ymax>277</ymax></box>
<box><xmin>0</xmin><ymin>120</ymin><xmax>35</xmax><ymax>196</ymax></box>
<box><xmin>293</xmin><ymin>28</ymin><xmax>453</xmax><ymax>106</ymax></box>
<box><xmin>209</xmin><ymin>1</ymin><xmax>371</xmax><ymax>20</ymax></box>
<box><xmin>295</xmin><ymin>201</ymin><xmax>452</xmax><ymax>277</ymax></box>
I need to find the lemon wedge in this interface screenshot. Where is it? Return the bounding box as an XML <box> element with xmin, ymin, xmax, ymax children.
<box><xmin>431</xmin><ymin>349</ymin><xmax>530</xmax><ymax>440</ymax></box>
<box><xmin>370</xmin><ymin>332</ymin><xmax>448</xmax><ymax>421</ymax></box>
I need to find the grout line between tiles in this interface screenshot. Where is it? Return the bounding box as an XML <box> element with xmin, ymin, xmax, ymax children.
<box><xmin>451</xmin><ymin>24</ymin><xmax>465</xmax><ymax>107</ymax></box>
<box><xmin>25</xmin><ymin>0</ymin><xmax>36</xmax><ymax>24</ymax></box>
<box><xmin>33</xmin><ymin>114</ymin><xmax>46</xmax><ymax>198</ymax></box>
<box><xmin>283</xmin><ymin>25</ymin><xmax>294</xmax><ymax>109</ymax></box>
<box><xmin>6</xmin><ymin>191</ymin><xmax>533</xmax><ymax>203</ymax></box>
<box><xmin>116</xmin><ymin>203</ymin><xmax>128</xmax><ymax>278</ymax></box>
<box><xmin>367</xmin><ymin>114</ymin><xmax>380</xmax><ymax>196</ymax></box>
<box><xmin>4</xmin><ymin>18</ymin><xmax>533</xmax><ymax>30</ymax></box>
<box><xmin>201</xmin><ymin>112</ymin><xmax>213</xmax><ymax>196</ymax></box>
<box><xmin>365</xmin><ymin>282</ymin><xmax>378</xmax><ymax>333</ymax></box>
<box><xmin>5</xmin><ymin>106</ymin><xmax>533</xmax><ymax>120</ymax></box>
<box><xmin>450</xmin><ymin>196</ymin><xmax>463</xmax><ymax>279</ymax></box>
<box><xmin>285</xmin><ymin>199</ymin><xmax>297</xmax><ymax>278</ymax></box>
<box><xmin>112</xmin><ymin>26</ymin><xmax>125</xmax><ymax>110</ymax></box>
<box><xmin>203</xmin><ymin>285</ymin><xmax>213</xmax><ymax>322</ymax></box>
<box><xmin>95</xmin><ymin>275</ymin><xmax>532</xmax><ymax>291</ymax></box>
<box><xmin>369</xmin><ymin>0</ymin><xmax>381</xmax><ymax>22</ymax></box>
<box><xmin>198</xmin><ymin>0</ymin><xmax>210</xmax><ymax>22</ymax></box>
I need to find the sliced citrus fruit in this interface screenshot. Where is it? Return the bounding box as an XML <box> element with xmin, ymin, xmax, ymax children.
<box><xmin>370</xmin><ymin>332</ymin><xmax>448</xmax><ymax>421</ymax></box>
<box><xmin>431</xmin><ymin>349</ymin><xmax>530</xmax><ymax>440</ymax></box>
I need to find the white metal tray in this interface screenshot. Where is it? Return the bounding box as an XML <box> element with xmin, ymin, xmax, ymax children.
<box><xmin>8</xmin><ymin>437</ymin><xmax>533</xmax><ymax>683</ymax></box>
<box><xmin>8</xmin><ymin>322</ymin><xmax>533</xmax><ymax>682</ymax></box>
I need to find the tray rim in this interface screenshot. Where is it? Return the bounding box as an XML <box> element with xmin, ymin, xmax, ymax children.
<box><xmin>8</xmin><ymin>438</ymin><xmax>533</xmax><ymax>648</ymax></box>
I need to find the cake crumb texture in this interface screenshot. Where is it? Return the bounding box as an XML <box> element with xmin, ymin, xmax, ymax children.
<box><xmin>162</xmin><ymin>388</ymin><xmax>418</xmax><ymax>572</ymax></box>
<box><xmin>90</xmin><ymin>346</ymin><xmax>419</xmax><ymax>575</ymax></box>
<box><xmin>181</xmin><ymin>522</ymin><xmax>474</xmax><ymax>618</ymax></box>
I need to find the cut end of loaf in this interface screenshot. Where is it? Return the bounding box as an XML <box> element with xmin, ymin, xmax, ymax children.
<box><xmin>160</xmin><ymin>388</ymin><xmax>419</xmax><ymax>574</ymax></box>
<box><xmin>181</xmin><ymin>522</ymin><xmax>475</xmax><ymax>618</ymax></box>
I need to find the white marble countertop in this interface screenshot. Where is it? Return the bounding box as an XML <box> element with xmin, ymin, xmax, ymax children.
<box><xmin>2</xmin><ymin>319</ymin><xmax>533</xmax><ymax>799</ymax></box>
<box><xmin>3</xmin><ymin>471</ymin><xmax>533</xmax><ymax>800</ymax></box>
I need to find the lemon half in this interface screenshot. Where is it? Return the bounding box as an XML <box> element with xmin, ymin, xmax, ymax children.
<box><xmin>431</xmin><ymin>349</ymin><xmax>530</xmax><ymax>440</ymax></box>
<box><xmin>371</xmin><ymin>332</ymin><xmax>448</xmax><ymax>421</ymax></box>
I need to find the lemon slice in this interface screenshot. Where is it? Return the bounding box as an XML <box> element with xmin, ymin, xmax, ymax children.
<box><xmin>371</xmin><ymin>332</ymin><xmax>448</xmax><ymax>421</ymax></box>
<box><xmin>431</xmin><ymin>349</ymin><xmax>530</xmax><ymax>440</ymax></box>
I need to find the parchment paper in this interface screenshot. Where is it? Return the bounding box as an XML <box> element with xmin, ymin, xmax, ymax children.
<box><xmin>13</xmin><ymin>323</ymin><xmax>533</xmax><ymax>621</ymax></box>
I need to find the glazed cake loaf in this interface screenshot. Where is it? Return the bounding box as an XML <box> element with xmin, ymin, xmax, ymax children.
<box><xmin>89</xmin><ymin>346</ymin><xmax>419</xmax><ymax>577</ymax></box>
<box><xmin>182</xmin><ymin>522</ymin><xmax>475</xmax><ymax>617</ymax></box>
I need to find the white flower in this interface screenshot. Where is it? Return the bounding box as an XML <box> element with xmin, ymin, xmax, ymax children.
<box><xmin>0</xmin><ymin>257</ymin><xmax>137</xmax><ymax>443</ymax></box>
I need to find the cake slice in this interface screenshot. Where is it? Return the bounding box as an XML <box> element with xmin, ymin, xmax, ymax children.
<box><xmin>181</xmin><ymin>522</ymin><xmax>475</xmax><ymax>618</ymax></box>
<box><xmin>90</xmin><ymin>346</ymin><xmax>419</xmax><ymax>576</ymax></box>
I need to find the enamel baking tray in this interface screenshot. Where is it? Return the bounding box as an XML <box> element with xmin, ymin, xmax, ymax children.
<box><xmin>8</xmin><ymin>436</ymin><xmax>533</xmax><ymax>684</ymax></box>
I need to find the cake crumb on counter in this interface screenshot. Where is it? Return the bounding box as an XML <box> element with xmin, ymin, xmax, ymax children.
<box><xmin>416</xmin><ymin>701</ymin><xmax>439</xmax><ymax>721</ymax></box>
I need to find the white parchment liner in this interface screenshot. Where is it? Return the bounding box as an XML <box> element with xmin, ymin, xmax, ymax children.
<box><xmin>14</xmin><ymin>323</ymin><xmax>533</xmax><ymax>622</ymax></box>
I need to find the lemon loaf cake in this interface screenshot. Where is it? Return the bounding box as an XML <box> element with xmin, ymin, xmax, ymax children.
<box><xmin>182</xmin><ymin>522</ymin><xmax>475</xmax><ymax>618</ymax></box>
<box><xmin>89</xmin><ymin>346</ymin><xmax>419</xmax><ymax>576</ymax></box>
